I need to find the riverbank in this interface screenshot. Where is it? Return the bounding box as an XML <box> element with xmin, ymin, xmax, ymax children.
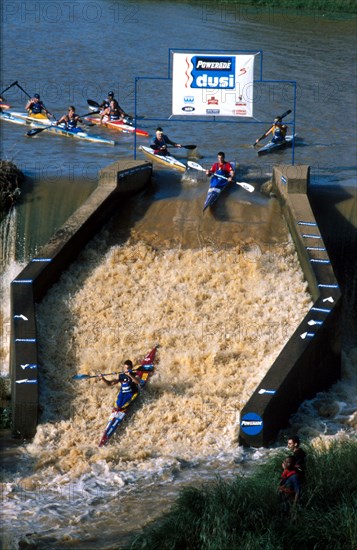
<box><xmin>219</xmin><ymin>0</ymin><xmax>356</xmax><ymax>14</ymax></box>
<box><xmin>128</xmin><ymin>438</ymin><xmax>357</xmax><ymax>549</ymax></box>
<box><xmin>0</xmin><ymin>160</ymin><xmax>23</xmax><ymax>219</ymax></box>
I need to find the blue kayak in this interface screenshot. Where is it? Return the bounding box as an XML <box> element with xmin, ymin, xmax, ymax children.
<box><xmin>257</xmin><ymin>134</ymin><xmax>294</xmax><ymax>156</ymax></box>
<box><xmin>98</xmin><ymin>345</ymin><xmax>158</xmax><ymax>447</ymax></box>
<box><xmin>203</xmin><ymin>175</ymin><xmax>230</xmax><ymax>211</ymax></box>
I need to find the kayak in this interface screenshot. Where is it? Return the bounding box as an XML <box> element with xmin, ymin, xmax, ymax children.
<box><xmin>257</xmin><ymin>135</ymin><xmax>294</xmax><ymax>156</ymax></box>
<box><xmin>139</xmin><ymin>145</ymin><xmax>187</xmax><ymax>172</ymax></box>
<box><xmin>203</xmin><ymin>174</ymin><xmax>231</xmax><ymax>211</ymax></box>
<box><xmin>203</xmin><ymin>162</ymin><xmax>236</xmax><ymax>212</ymax></box>
<box><xmin>98</xmin><ymin>345</ymin><xmax>158</xmax><ymax>447</ymax></box>
<box><xmin>85</xmin><ymin>113</ymin><xmax>149</xmax><ymax>137</ymax></box>
<box><xmin>1</xmin><ymin>111</ymin><xmax>116</xmax><ymax>145</ymax></box>
<box><xmin>0</xmin><ymin>110</ymin><xmax>51</xmax><ymax>126</ymax></box>
<box><xmin>28</xmin><ymin>124</ymin><xmax>116</xmax><ymax>146</ymax></box>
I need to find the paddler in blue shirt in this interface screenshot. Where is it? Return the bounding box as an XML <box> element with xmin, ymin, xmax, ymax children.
<box><xmin>25</xmin><ymin>93</ymin><xmax>53</xmax><ymax>118</ymax></box>
<box><xmin>101</xmin><ymin>360</ymin><xmax>142</xmax><ymax>410</ymax></box>
<box><xmin>150</xmin><ymin>127</ymin><xmax>182</xmax><ymax>156</ymax></box>
<box><xmin>56</xmin><ymin>106</ymin><xmax>82</xmax><ymax>131</ymax></box>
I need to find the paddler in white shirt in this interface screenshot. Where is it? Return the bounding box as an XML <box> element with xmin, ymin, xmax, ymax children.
<box><xmin>150</xmin><ymin>127</ymin><xmax>182</xmax><ymax>156</ymax></box>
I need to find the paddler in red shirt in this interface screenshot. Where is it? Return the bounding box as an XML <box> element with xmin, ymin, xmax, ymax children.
<box><xmin>206</xmin><ymin>151</ymin><xmax>234</xmax><ymax>181</ymax></box>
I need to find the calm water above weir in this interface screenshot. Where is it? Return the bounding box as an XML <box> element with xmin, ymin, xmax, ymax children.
<box><xmin>1</xmin><ymin>2</ymin><xmax>356</xmax><ymax>548</ymax></box>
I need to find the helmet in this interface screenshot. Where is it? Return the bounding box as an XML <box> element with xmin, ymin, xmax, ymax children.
<box><xmin>156</xmin><ymin>127</ymin><xmax>163</xmax><ymax>132</ymax></box>
<box><xmin>34</xmin><ymin>93</ymin><xmax>40</xmax><ymax>99</ymax></box>
<box><xmin>274</xmin><ymin>117</ymin><xmax>280</xmax><ymax>123</ymax></box>
<box><xmin>108</xmin><ymin>91</ymin><xmax>114</xmax><ymax>97</ymax></box>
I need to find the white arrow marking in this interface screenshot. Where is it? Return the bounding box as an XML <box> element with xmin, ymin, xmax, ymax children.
<box><xmin>20</xmin><ymin>364</ymin><xmax>37</xmax><ymax>370</ymax></box>
<box><xmin>308</xmin><ymin>320</ymin><xmax>323</xmax><ymax>326</ymax></box>
<box><xmin>322</xmin><ymin>296</ymin><xmax>334</xmax><ymax>303</ymax></box>
<box><xmin>300</xmin><ymin>332</ymin><xmax>315</xmax><ymax>339</ymax></box>
<box><xmin>14</xmin><ymin>314</ymin><xmax>28</xmax><ymax>321</ymax></box>
<box><xmin>258</xmin><ymin>389</ymin><xmax>276</xmax><ymax>395</ymax></box>
<box><xmin>16</xmin><ymin>379</ymin><xmax>37</xmax><ymax>384</ymax></box>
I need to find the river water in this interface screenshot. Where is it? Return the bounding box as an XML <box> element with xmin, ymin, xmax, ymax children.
<box><xmin>1</xmin><ymin>1</ymin><xmax>356</xmax><ymax>548</ymax></box>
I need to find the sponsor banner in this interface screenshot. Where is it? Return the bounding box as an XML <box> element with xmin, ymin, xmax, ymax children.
<box><xmin>172</xmin><ymin>53</ymin><xmax>254</xmax><ymax>117</ymax></box>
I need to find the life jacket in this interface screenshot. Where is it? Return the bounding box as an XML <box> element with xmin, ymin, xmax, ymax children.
<box><xmin>211</xmin><ymin>162</ymin><xmax>232</xmax><ymax>178</ymax></box>
<box><xmin>119</xmin><ymin>371</ymin><xmax>138</xmax><ymax>394</ymax></box>
<box><xmin>66</xmin><ymin>116</ymin><xmax>77</xmax><ymax>130</ymax></box>
<box><xmin>30</xmin><ymin>101</ymin><xmax>44</xmax><ymax>115</ymax></box>
<box><xmin>273</xmin><ymin>124</ymin><xmax>287</xmax><ymax>141</ymax></box>
<box><xmin>109</xmin><ymin>107</ymin><xmax>120</xmax><ymax>121</ymax></box>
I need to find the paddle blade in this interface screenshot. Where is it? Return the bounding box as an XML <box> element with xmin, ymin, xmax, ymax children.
<box><xmin>72</xmin><ymin>373</ymin><xmax>92</xmax><ymax>380</ymax></box>
<box><xmin>87</xmin><ymin>98</ymin><xmax>100</xmax><ymax>109</ymax></box>
<box><xmin>236</xmin><ymin>181</ymin><xmax>255</xmax><ymax>193</ymax></box>
<box><xmin>182</xmin><ymin>144</ymin><xmax>197</xmax><ymax>150</ymax></box>
<box><xmin>187</xmin><ymin>161</ymin><xmax>205</xmax><ymax>172</ymax></box>
<box><xmin>276</xmin><ymin>109</ymin><xmax>292</xmax><ymax>121</ymax></box>
<box><xmin>26</xmin><ymin>127</ymin><xmax>49</xmax><ymax>136</ymax></box>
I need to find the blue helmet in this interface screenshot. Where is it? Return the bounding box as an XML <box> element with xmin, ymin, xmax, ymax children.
<box><xmin>34</xmin><ymin>93</ymin><xmax>40</xmax><ymax>99</ymax></box>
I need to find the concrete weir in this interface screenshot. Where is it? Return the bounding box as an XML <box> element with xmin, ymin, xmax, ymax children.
<box><xmin>10</xmin><ymin>160</ymin><xmax>152</xmax><ymax>439</ymax></box>
<box><xmin>9</xmin><ymin>161</ymin><xmax>341</xmax><ymax>446</ymax></box>
<box><xmin>239</xmin><ymin>165</ymin><xmax>341</xmax><ymax>447</ymax></box>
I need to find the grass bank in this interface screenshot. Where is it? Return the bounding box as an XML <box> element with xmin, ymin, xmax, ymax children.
<box><xmin>214</xmin><ymin>0</ymin><xmax>356</xmax><ymax>14</ymax></box>
<box><xmin>127</xmin><ymin>438</ymin><xmax>357</xmax><ymax>550</ymax></box>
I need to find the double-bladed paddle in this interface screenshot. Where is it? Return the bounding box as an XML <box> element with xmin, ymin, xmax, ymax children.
<box><xmin>26</xmin><ymin>110</ymin><xmax>100</xmax><ymax>136</ymax></box>
<box><xmin>72</xmin><ymin>371</ymin><xmax>119</xmax><ymax>381</ymax></box>
<box><xmin>0</xmin><ymin>80</ymin><xmax>18</xmax><ymax>96</ymax></box>
<box><xmin>15</xmin><ymin>81</ymin><xmax>55</xmax><ymax>119</ymax></box>
<box><xmin>187</xmin><ymin>161</ymin><xmax>255</xmax><ymax>193</ymax></box>
<box><xmin>254</xmin><ymin>109</ymin><xmax>292</xmax><ymax>146</ymax></box>
<box><xmin>167</xmin><ymin>144</ymin><xmax>197</xmax><ymax>150</ymax></box>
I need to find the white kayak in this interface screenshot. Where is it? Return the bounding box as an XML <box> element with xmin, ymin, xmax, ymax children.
<box><xmin>1</xmin><ymin>110</ymin><xmax>116</xmax><ymax>145</ymax></box>
<box><xmin>139</xmin><ymin>145</ymin><xmax>186</xmax><ymax>172</ymax></box>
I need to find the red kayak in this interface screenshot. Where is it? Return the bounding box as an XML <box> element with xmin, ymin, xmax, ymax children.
<box><xmin>85</xmin><ymin>114</ymin><xmax>149</xmax><ymax>137</ymax></box>
<box><xmin>98</xmin><ymin>345</ymin><xmax>158</xmax><ymax>447</ymax></box>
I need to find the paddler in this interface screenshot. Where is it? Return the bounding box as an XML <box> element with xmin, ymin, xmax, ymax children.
<box><xmin>256</xmin><ymin>117</ymin><xmax>288</xmax><ymax>145</ymax></box>
<box><xmin>150</xmin><ymin>127</ymin><xmax>182</xmax><ymax>156</ymax></box>
<box><xmin>206</xmin><ymin>151</ymin><xmax>234</xmax><ymax>181</ymax></box>
<box><xmin>101</xmin><ymin>360</ymin><xmax>142</xmax><ymax>409</ymax></box>
<box><xmin>100</xmin><ymin>91</ymin><xmax>130</xmax><ymax>121</ymax></box>
<box><xmin>25</xmin><ymin>93</ymin><xmax>53</xmax><ymax>118</ymax></box>
<box><xmin>100</xmin><ymin>99</ymin><xmax>126</xmax><ymax>124</ymax></box>
<box><xmin>56</xmin><ymin>106</ymin><xmax>82</xmax><ymax>130</ymax></box>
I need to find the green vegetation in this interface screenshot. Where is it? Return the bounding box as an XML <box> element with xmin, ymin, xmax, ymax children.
<box><xmin>216</xmin><ymin>0</ymin><xmax>356</xmax><ymax>14</ymax></box>
<box><xmin>127</xmin><ymin>439</ymin><xmax>357</xmax><ymax>550</ymax></box>
<box><xmin>0</xmin><ymin>160</ymin><xmax>23</xmax><ymax>219</ymax></box>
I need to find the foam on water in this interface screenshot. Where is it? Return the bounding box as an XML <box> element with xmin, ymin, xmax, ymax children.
<box><xmin>1</xmin><ymin>224</ymin><xmax>313</xmax><ymax>546</ymax></box>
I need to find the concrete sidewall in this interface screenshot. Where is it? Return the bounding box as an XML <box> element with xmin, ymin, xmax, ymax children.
<box><xmin>10</xmin><ymin>160</ymin><xmax>151</xmax><ymax>439</ymax></box>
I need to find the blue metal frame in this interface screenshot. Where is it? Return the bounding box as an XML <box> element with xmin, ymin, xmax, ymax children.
<box><xmin>134</xmin><ymin>50</ymin><xmax>296</xmax><ymax>164</ymax></box>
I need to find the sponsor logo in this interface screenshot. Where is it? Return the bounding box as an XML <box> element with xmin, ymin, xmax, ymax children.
<box><xmin>206</xmin><ymin>109</ymin><xmax>220</xmax><ymax>114</ymax></box>
<box><xmin>207</xmin><ymin>96</ymin><xmax>219</xmax><ymax>105</ymax></box>
<box><xmin>240</xmin><ymin>412</ymin><xmax>263</xmax><ymax>435</ymax></box>
<box><xmin>184</xmin><ymin>96</ymin><xmax>195</xmax><ymax>103</ymax></box>
<box><xmin>233</xmin><ymin>109</ymin><xmax>247</xmax><ymax>115</ymax></box>
<box><xmin>189</xmin><ymin>55</ymin><xmax>236</xmax><ymax>90</ymax></box>
<box><xmin>182</xmin><ymin>106</ymin><xmax>195</xmax><ymax>112</ymax></box>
